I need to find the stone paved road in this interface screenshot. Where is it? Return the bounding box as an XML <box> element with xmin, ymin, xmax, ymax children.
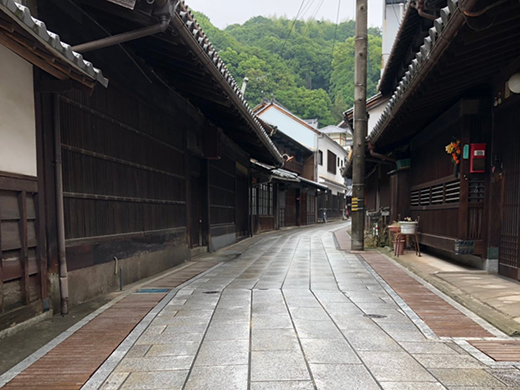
<box><xmin>99</xmin><ymin>224</ymin><xmax>520</xmax><ymax>390</ymax></box>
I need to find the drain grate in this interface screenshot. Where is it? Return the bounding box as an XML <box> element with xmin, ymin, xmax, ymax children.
<box><xmin>136</xmin><ymin>288</ymin><xmax>169</xmax><ymax>294</ymax></box>
<box><xmin>363</xmin><ymin>314</ymin><xmax>387</xmax><ymax>319</ymax></box>
<box><xmin>203</xmin><ymin>291</ymin><xmax>220</xmax><ymax>294</ymax></box>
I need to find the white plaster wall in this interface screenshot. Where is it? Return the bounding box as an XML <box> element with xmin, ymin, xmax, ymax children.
<box><xmin>317</xmin><ymin>136</ymin><xmax>348</xmax><ymax>195</ymax></box>
<box><xmin>368</xmin><ymin>101</ymin><xmax>387</xmax><ymax>135</ymax></box>
<box><xmin>382</xmin><ymin>2</ymin><xmax>405</xmax><ymax>70</ymax></box>
<box><xmin>0</xmin><ymin>45</ymin><xmax>37</xmax><ymax>177</ymax></box>
<box><xmin>258</xmin><ymin>108</ymin><xmax>317</xmax><ymax>150</ymax></box>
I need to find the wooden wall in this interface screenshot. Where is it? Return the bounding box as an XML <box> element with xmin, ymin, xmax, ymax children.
<box><xmin>0</xmin><ymin>172</ymin><xmax>45</xmax><ymax>330</ymax></box>
<box><xmin>57</xmin><ymin>85</ymin><xmax>190</xmax><ymax>272</ymax></box>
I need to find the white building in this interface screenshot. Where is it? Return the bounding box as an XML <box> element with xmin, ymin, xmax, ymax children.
<box><xmin>254</xmin><ymin>100</ymin><xmax>348</xmax><ymax>201</ymax></box>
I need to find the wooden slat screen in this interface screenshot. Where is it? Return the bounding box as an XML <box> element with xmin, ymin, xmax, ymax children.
<box><xmin>59</xmin><ymin>86</ymin><xmax>187</xmax><ymax>241</ymax></box>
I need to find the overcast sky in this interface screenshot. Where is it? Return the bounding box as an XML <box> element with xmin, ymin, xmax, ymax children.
<box><xmin>185</xmin><ymin>0</ymin><xmax>385</xmax><ymax>30</ymax></box>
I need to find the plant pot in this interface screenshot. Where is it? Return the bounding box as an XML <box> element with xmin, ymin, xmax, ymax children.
<box><xmin>399</xmin><ymin>221</ymin><xmax>418</xmax><ymax>234</ymax></box>
<box><xmin>393</xmin><ymin>238</ymin><xmax>405</xmax><ymax>256</ymax></box>
<box><xmin>388</xmin><ymin>225</ymin><xmax>401</xmax><ymax>233</ymax></box>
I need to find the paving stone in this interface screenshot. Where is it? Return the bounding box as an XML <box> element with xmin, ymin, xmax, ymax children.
<box><xmin>429</xmin><ymin>368</ymin><xmax>508</xmax><ymax>387</ymax></box>
<box><xmin>300</xmin><ymin>338</ymin><xmax>360</xmax><ymax>364</ymax></box>
<box><xmin>290</xmin><ymin>307</ymin><xmax>331</xmax><ymax>321</ymax></box>
<box><xmin>358</xmin><ymin>351</ymin><xmax>437</xmax><ymax>382</ymax></box>
<box><xmin>399</xmin><ymin>342</ymin><xmax>461</xmax><ymax>355</ymax></box>
<box><xmin>252</xmin><ymin>313</ymin><xmax>293</xmax><ymax>329</ymax></box>
<box><xmin>194</xmin><ymin>340</ymin><xmax>249</xmax><ymax>366</ymax></box>
<box><xmin>115</xmin><ymin>356</ymin><xmax>194</xmax><ymax>372</ymax></box>
<box><xmin>413</xmin><ymin>354</ymin><xmax>484</xmax><ymax>369</ymax></box>
<box><xmin>136</xmin><ymin>332</ymin><xmax>204</xmax><ymax>345</ymax></box>
<box><xmin>486</xmin><ymin>368</ymin><xmax>520</xmax><ymax>387</ymax></box>
<box><xmin>205</xmin><ymin>322</ymin><xmax>250</xmax><ymax>340</ymax></box>
<box><xmin>120</xmin><ymin>370</ymin><xmax>188</xmax><ymax>389</ymax></box>
<box><xmin>101</xmin><ymin>372</ymin><xmax>129</xmax><ymax>390</ymax></box>
<box><xmin>125</xmin><ymin>345</ymin><xmax>151</xmax><ymax>358</ymax></box>
<box><xmin>309</xmin><ymin>363</ymin><xmax>380</xmax><ymax>390</ymax></box>
<box><xmin>380</xmin><ymin>382</ymin><xmax>446</xmax><ymax>390</ymax></box>
<box><xmin>146</xmin><ymin>341</ymin><xmax>200</xmax><ymax>357</ymax></box>
<box><xmin>250</xmin><ymin>381</ymin><xmax>315</xmax><ymax>390</ymax></box>
<box><xmin>251</xmin><ymin>350</ymin><xmax>310</xmax><ymax>381</ymax></box>
<box><xmin>292</xmin><ymin>319</ymin><xmax>344</xmax><ymax>339</ymax></box>
<box><xmin>184</xmin><ymin>365</ymin><xmax>248</xmax><ymax>390</ymax></box>
<box><xmin>343</xmin><ymin>329</ymin><xmax>402</xmax><ymax>351</ymax></box>
<box><xmin>252</xmin><ymin>329</ymin><xmax>300</xmax><ymax>351</ymax></box>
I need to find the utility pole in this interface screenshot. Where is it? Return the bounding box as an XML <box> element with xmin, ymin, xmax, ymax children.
<box><xmin>351</xmin><ymin>0</ymin><xmax>368</xmax><ymax>250</ymax></box>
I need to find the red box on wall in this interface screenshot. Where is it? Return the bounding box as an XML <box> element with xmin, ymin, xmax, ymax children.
<box><xmin>470</xmin><ymin>143</ymin><xmax>486</xmax><ymax>173</ymax></box>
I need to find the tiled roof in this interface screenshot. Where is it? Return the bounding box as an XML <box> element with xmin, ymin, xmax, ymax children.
<box><xmin>0</xmin><ymin>0</ymin><xmax>108</xmax><ymax>87</ymax></box>
<box><xmin>369</xmin><ymin>0</ymin><xmax>461</xmax><ymax>144</ymax></box>
<box><xmin>175</xmin><ymin>1</ymin><xmax>282</xmax><ymax>165</ymax></box>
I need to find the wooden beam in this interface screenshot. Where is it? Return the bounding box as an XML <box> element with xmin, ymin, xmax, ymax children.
<box><xmin>0</xmin><ymin>31</ymin><xmax>68</xmax><ymax>81</ymax></box>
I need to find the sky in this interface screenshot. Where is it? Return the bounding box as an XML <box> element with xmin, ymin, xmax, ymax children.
<box><xmin>185</xmin><ymin>0</ymin><xmax>385</xmax><ymax>30</ymax></box>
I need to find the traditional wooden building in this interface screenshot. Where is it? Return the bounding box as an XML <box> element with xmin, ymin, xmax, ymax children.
<box><xmin>345</xmin><ymin>0</ymin><xmax>520</xmax><ymax>280</ymax></box>
<box><xmin>254</xmin><ymin>99</ymin><xmax>348</xmax><ymax>221</ymax></box>
<box><xmin>1</xmin><ymin>0</ymin><xmax>284</xmax><ymax>330</ymax></box>
<box><xmin>250</xmin><ymin>121</ymin><xmax>326</xmax><ymax>233</ymax></box>
<box><xmin>0</xmin><ymin>0</ymin><xmax>108</xmax><ymax>331</ymax></box>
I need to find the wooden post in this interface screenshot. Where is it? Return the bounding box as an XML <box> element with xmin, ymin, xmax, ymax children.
<box><xmin>351</xmin><ymin>0</ymin><xmax>368</xmax><ymax>250</ymax></box>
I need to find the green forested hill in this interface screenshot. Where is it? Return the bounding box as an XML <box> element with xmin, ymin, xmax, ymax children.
<box><xmin>193</xmin><ymin>13</ymin><xmax>382</xmax><ymax>127</ymax></box>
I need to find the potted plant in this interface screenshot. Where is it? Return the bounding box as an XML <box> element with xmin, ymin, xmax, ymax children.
<box><xmin>388</xmin><ymin>221</ymin><xmax>401</xmax><ymax>234</ymax></box>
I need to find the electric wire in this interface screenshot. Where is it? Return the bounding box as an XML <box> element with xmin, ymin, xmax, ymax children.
<box><xmin>330</xmin><ymin>0</ymin><xmax>342</xmax><ymax>66</ymax></box>
<box><xmin>279</xmin><ymin>0</ymin><xmax>308</xmax><ymax>54</ymax></box>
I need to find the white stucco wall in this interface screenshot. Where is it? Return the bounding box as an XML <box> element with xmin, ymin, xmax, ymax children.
<box><xmin>382</xmin><ymin>1</ymin><xmax>405</xmax><ymax>70</ymax></box>
<box><xmin>368</xmin><ymin>101</ymin><xmax>388</xmax><ymax>135</ymax></box>
<box><xmin>0</xmin><ymin>45</ymin><xmax>37</xmax><ymax>177</ymax></box>
<box><xmin>258</xmin><ymin>108</ymin><xmax>318</xmax><ymax>150</ymax></box>
<box><xmin>318</xmin><ymin>135</ymin><xmax>348</xmax><ymax>195</ymax></box>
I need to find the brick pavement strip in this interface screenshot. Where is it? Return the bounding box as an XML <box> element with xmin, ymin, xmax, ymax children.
<box><xmin>0</xmin><ymin>261</ymin><xmax>219</xmax><ymax>390</ymax></box>
<box><xmin>359</xmin><ymin>252</ymin><xmax>494</xmax><ymax>338</ymax></box>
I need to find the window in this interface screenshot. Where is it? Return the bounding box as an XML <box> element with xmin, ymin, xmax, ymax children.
<box><xmin>337</xmin><ymin>157</ymin><xmax>340</xmax><ymax>166</ymax></box>
<box><xmin>250</xmin><ymin>186</ymin><xmax>257</xmax><ymax>215</ymax></box>
<box><xmin>318</xmin><ymin>150</ymin><xmax>323</xmax><ymax>165</ymax></box>
<box><xmin>258</xmin><ymin>183</ymin><xmax>274</xmax><ymax>216</ymax></box>
<box><xmin>327</xmin><ymin>150</ymin><xmax>337</xmax><ymax>174</ymax></box>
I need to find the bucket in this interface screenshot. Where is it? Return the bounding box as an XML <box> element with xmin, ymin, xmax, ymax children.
<box><xmin>393</xmin><ymin>238</ymin><xmax>405</xmax><ymax>256</ymax></box>
<box><xmin>400</xmin><ymin>221</ymin><xmax>417</xmax><ymax>235</ymax></box>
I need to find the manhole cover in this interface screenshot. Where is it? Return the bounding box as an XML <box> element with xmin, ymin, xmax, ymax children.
<box><xmin>203</xmin><ymin>291</ymin><xmax>220</xmax><ymax>294</ymax></box>
<box><xmin>363</xmin><ymin>314</ymin><xmax>387</xmax><ymax>319</ymax></box>
<box><xmin>137</xmin><ymin>288</ymin><xmax>169</xmax><ymax>294</ymax></box>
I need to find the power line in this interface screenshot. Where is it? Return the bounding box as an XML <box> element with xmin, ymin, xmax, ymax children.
<box><xmin>300</xmin><ymin>0</ymin><xmax>318</xmax><ymax>20</ymax></box>
<box><xmin>330</xmin><ymin>0</ymin><xmax>342</xmax><ymax>65</ymax></box>
<box><xmin>279</xmin><ymin>0</ymin><xmax>308</xmax><ymax>54</ymax></box>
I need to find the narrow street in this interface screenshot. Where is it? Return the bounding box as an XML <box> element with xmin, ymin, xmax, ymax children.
<box><xmin>4</xmin><ymin>223</ymin><xmax>519</xmax><ymax>390</ymax></box>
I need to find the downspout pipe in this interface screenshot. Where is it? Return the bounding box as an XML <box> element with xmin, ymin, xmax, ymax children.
<box><xmin>411</xmin><ymin>0</ymin><xmax>437</xmax><ymax>21</ymax></box>
<box><xmin>368</xmin><ymin>142</ymin><xmax>396</xmax><ymax>163</ymax></box>
<box><xmin>72</xmin><ymin>17</ymin><xmax>170</xmax><ymax>53</ymax></box>
<box><xmin>54</xmin><ymin>95</ymin><xmax>69</xmax><ymax>315</ymax></box>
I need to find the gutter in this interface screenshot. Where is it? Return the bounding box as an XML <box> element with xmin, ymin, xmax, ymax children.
<box><xmin>171</xmin><ymin>5</ymin><xmax>284</xmax><ymax>167</ymax></box>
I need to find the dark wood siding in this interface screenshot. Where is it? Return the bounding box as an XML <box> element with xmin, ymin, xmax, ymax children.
<box><xmin>0</xmin><ymin>172</ymin><xmax>45</xmax><ymax>328</ymax></box>
<box><xmin>57</xmin><ymin>84</ymin><xmax>189</xmax><ymax>271</ymax></box>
